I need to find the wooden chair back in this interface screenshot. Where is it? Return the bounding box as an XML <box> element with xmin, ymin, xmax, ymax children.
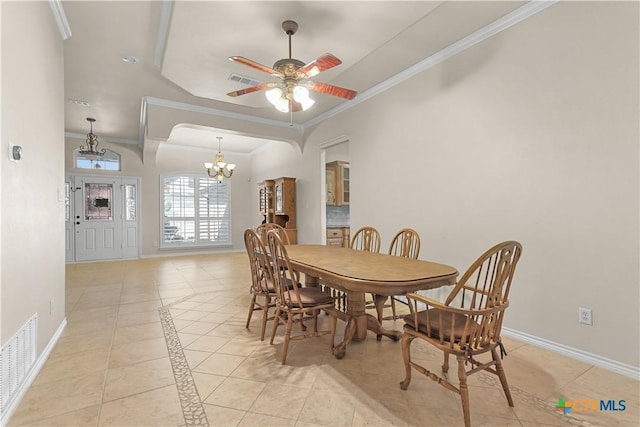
<box><xmin>266</xmin><ymin>230</ymin><xmax>338</xmax><ymax>364</ymax></box>
<box><xmin>407</xmin><ymin>240</ymin><xmax>522</xmax><ymax>353</ymax></box>
<box><xmin>267</xmin><ymin>230</ymin><xmax>303</xmax><ymax>309</ymax></box>
<box><xmin>400</xmin><ymin>241</ymin><xmax>522</xmax><ymax>427</ymax></box>
<box><xmin>244</xmin><ymin>229</ymin><xmax>274</xmax><ymax>296</ymax></box>
<box><xmin>377</xmin><ymin>228</ymin><xmax>421</xmax><ymax>321</ymax></box>
<box><xmin>350</xmin><ymin>226</ymin><xmax>381</xmax><ymax>253</ymax></box>
<box><xmin>388</xmin><ymin>228</ymin><xmax>420</xmax><ymax>259</ymax></box>
<box><xmin>244</xmin><ymin>228</ymin><xmax>277</xmax><ymax>341</ymax></box>
<box><xmin>256</xmin><ymin>223</ymin><xmax>289</xmax><ymax>246</ymax></box>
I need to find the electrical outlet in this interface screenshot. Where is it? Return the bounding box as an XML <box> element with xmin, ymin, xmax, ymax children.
<box><xmin>49</xmin><ymin>298</ymin><xmax>54</xmax><ymax>315</ymax></box>
<box><xmin>579</xmin><ymin>307</ymin><xmax>592</xmax><ymax>325</ymax></box>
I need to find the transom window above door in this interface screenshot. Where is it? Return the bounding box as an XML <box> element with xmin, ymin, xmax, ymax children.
<box><xmin>74</xmin><ymin>148</ymin><xmax>121</xmax><ymax>171</ymax></box>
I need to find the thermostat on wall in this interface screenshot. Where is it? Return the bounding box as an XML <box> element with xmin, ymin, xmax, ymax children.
<box><xmin>9</xmin><ymin>144</ymin><xmax>23</xmax><ymax>161</ymax></box>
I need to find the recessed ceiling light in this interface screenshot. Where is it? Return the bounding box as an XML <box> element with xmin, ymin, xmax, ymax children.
<box><xmin>68</xmin><ymin>99</ymin><xmax>90</xmax><ymax>106</ymax></box>
<box><xmin>121</xmin><ymin>55</ymin><xmax>139</xmax><ymax>63</ymax></box>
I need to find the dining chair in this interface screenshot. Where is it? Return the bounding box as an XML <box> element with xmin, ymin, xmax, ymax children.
<box><xmin>399</xmin><ymin>241</ymin><xmax>522</xmax><ymax>427</ymax></box>
<box><xmin>349</xmin><ymin>226</ymin><xmax>381</xmax><ymax>252</ymax></box>
<box><xmin>267</xmin><ymin>230</ymin><xmax>338</xmax><ymax>364</ymax></box>
<box><xmin>244</xmin><ymin>228</ymin><xmax>278</xmax><ymax>341</ymax></box>
<box><xmin>375</xmin><ymin>228</ymin><xmax>421</xmax><ymax>323</ymax></box>
<box><xmin>256</xmin><ymin>223</ymin><xmax>289</xmax><ymax>246</ymax></box>
<box><xmin>349</xmin><ymin>226</ymin><xmax>382</xmax><ymax>318</ymax></box>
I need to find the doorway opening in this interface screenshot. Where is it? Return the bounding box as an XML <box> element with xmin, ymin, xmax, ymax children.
<box><xmin>319</xmin><ymin>137</ymin><xmax>350</xmax><ymax>246</ymax></box>
<box><xmin>65</xmin><ymin>174</ymin><xmax>140</xmax><ymax>262</ymax></box>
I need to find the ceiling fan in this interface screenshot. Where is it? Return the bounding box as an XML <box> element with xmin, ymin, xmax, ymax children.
<box><xmin>227</xmin><ymin>20</ymin><xmax>357</xmax><ymax>113</ymax></box>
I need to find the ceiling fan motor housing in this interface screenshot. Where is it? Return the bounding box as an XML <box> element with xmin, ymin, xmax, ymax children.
<box><xmin>273</xmin><ymin>58</ymin><xmax>306</xmax><ymax>77</ymax></box>
<box><xmin>282</xmin><ymin>20</ymin><xmax>299</xmax><ymax>35</ymax></box>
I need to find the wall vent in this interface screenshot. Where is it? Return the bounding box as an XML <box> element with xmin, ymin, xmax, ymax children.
<box><xmin>0</xmin><ymin>313</ymin><xmax>37</xmax><ymax>415</ymax></box>
<box><xmin>228</xmin><ymin>73</ymin><xmax>262</xmax><ymax>87</ymax></box>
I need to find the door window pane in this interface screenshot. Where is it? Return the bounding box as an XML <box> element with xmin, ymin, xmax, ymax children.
<box><xmin>85</xmin><ymin>183</ymin><xmax>113</xmax><ymax>221</ymax></box>
<box><xmin>125</xmin><ymin>184</ymin><xmax>136</xmax><ymax>221</ymax></box>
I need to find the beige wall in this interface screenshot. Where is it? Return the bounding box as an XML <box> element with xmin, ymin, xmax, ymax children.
<box><xmin>292</xmin><ymin>2</ymin><xmax>639</xmax><ymax>366</ymax></box>
<box><xmin>1</xmin><ymin>2</ymin><xmax>66</xmax><ymax>351</ymax></box>
<box><xmin>56</xmin><ymin>1</ymin><xmax>639</xmax><ymax>371</ymax></box>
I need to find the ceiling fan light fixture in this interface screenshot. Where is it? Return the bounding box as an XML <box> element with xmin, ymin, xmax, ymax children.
<box><xmin>227</xmin><ymin>19</ymin><xmax>357</xmax><ymax>112</ymax></box>
<box><xmin>265</xmin><ymin>87</ymin><xmax>283</xmax><ymax>104</ymax></box>
<box><xmin>266</xmin><ymin>88</ymin><xmax>291</xmax><ymax>112</ymax></box>
<box><xmin>293</xmin><ymin>86</ymin><xmax>315</xmax><ymax>110</ymax></box>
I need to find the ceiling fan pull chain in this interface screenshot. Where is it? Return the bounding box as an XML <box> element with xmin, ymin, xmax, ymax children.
<box><xmin>289</xmin><ymin>100</ymin><xmax>293</xmax><ymax>126</ymax></box>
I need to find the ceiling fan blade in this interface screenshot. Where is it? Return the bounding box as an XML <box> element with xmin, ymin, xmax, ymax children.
<box><xmin>228</xmin><ymin>56</ymin><xmax>280</xmax><ymax>76</ymax></box>
<box><xmin>227</xmin><ymin>82</ymin><xmax>278</xmax><ymax>97</ymax></box>
<box><xmin>298</xmin><ymin>53</ymin><xmax>342</xmax><ymax>78</ymax></box>
<box><xmin>305</xmin><ymin>81</ymin><xmax>357</xmax><ymax>100</ymax></box>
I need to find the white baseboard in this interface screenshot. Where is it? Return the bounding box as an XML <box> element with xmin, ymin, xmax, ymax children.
<box><xmin>0</xmin><ymin>317</ymin><xmax>67</xmax><ymax>427</ymax></box>
<box><xmin>502</xmin><ymin>327</ymin><xmax>639</xmax><ymax>381</ymax></box>
<box><xmin>141</xmin><ymin>248</ymin><xmax>245</xmax><ymax>259</ymax></box>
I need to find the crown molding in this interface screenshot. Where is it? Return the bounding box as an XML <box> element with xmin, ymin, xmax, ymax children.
<box><xmin>139</xmin><ymin>96</ymin><xmax>305</xmax><ymax>146</ymax></box>
<box><xmin>303</xmin><ymin>0</ymin><xmax>557</xmax><ymax>129</ymax></box>
<box><xmin>49</xmin><ymin>0</ymin><xmax>72</xmax><ymax>40</ymax></box>
<box><xmin>155</xmin><ymin>1</ymin><xmax>173</xmax><ymax>68</ymax></box>
<box><xmin>140</xmin><ymin>1</ymin><xmax>557</xmax><ymax>143</ymax></box>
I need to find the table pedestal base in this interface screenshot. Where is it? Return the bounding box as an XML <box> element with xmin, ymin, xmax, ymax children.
<box><xmin>331</xmin><ymin>291</ymin><xmax>402</xmax><ymax>359</ymax></box>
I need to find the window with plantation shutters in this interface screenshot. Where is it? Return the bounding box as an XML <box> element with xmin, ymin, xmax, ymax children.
<box><xmin>161</xmin><ymin>174</ymin><xmax>231</xmax><ymax>248</ymax></box>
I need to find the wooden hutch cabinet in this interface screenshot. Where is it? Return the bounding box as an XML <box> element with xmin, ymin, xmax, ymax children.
<box><xmin>258</xmin><ymin>177</ymin><xmax>297</xmax><ymax>243</ymax></box>
<box><xmin>258</xmin><ymin>179</ymin><xmax>275</xmax><ymax>223</ymax></box>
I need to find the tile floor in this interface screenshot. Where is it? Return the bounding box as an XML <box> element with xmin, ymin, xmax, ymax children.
<box><xmin>8</xmin><ymin>252</ymin><xmax>639</xmax><ymax>427</ymax></box>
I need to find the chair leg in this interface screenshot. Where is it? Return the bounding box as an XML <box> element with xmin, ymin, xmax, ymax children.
<box><xmin>246</xmin><ymin>295</ymin><xmax>256</xmax><ymax>329</ymax></box>
<box><xmin>299</xmin><ymin>313</ymin><xmax>307</xmax><ymax>331</ymax></box>
<box><xmin>492</xmin><ymin>348</ymin><xmax>514</xmax><ymax>407</ymax></box>
<box><xmin>313</xmin><ymin>309</ymin><xmax>319</xmax><ymax>333</ymax></box>
<box><xmin>269</xmin><ymin>308</ymin><xmax>281</xmax><ymax>345</ymax></box>
<box><xmin>260</xmin><ymin>303</ymin><xmax>269</xmax><ymax>341</ymax></box>
<box><xmin>457</xmin><ymin>355</ymin><xmax>471</xmax><ymax>427</ymax></box>
<box><xmin>399</xmin><ymin>334</ymin><xmax>414</xmax><ymax>390</ymax></box>
<box><xmin>391</xmin><ymin>297</ymin><xmax>397</xmax><ymax>319</ymax></box>
<box><xmin>281</xmin><ymin>313</ymin><xmax>294</xmax><ymax>364</ymax></box>
<box><xmin>329</xmin><ymin>311</ymin><xmax>337</xmax><ymax>352</ymax></box>
<box><xmin>442</xmin><ymin>350</ymin><xmax>450</xmax><ymax>377</ymax></box>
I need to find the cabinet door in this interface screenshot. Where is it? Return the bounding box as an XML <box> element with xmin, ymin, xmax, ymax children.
<box><xmin>326</xmin><ymin>167</ymin><xmax>337</xmax><ymax>205</ymax></box>
<box><xmin>340</xmin><ymin>164</ymin><xmax>350</xmax><ymax>205</ymax></box>
<box><xmin>259</xmin><ymin>187</ymin><xmax>266</xmax><ymax>214</ymax></box>
<box><xmin>275</xmin><ymin>183</ymin><xmax>283</xmax><ymax>213</ymax></box>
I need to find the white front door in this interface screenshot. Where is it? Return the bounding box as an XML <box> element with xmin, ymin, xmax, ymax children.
<box><xmin>65</xmin><ymin>175</ymin><xmax>139</xmax><ymax>262</ymax></box>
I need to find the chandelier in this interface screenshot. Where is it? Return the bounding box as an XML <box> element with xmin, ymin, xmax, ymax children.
<box><xmin>204</xmin><ymin>137</ymin><xmax>236</xmax><ymax>182</ymax></box>
<box><xmin>79</xmin><ymin>117</ymin><xmax>106</xmax><ymax>157</ymax></box>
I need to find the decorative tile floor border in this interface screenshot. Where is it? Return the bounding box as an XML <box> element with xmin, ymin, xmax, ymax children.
<box><xmin>159</xmin><ymin>294</ymin><xmax>210</xmax><ymax>427</ymax></box>
<box><xmin>477</xmin><ymin>372</ymin><xmax>592</xmax><ymax>426</ymax></box>
<box><xmin>161</xmin><ymin>291</ymin><xmax>591</xmax><ymax>427</ymax></box>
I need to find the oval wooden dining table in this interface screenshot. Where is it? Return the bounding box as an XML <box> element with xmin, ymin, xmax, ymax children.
<box><xmin>284</xmin><ymin>244</ymin><xmax>459</xmax><ymax>358</ymax></box>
